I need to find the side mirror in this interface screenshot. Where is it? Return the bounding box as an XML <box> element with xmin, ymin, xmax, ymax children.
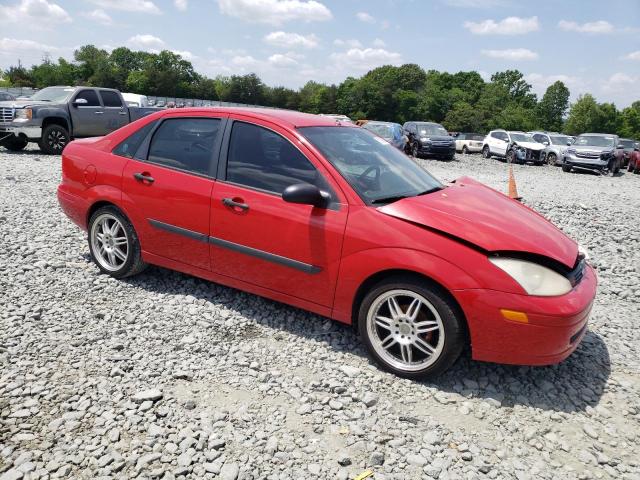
<box><xmin>566</xmin><ymin>141</ymin><xmax>572</xmax><ymax>146</ymax></box>
<box><xmin>73</xmin><ymin>98</ymin><xmax>88</xmax><ymax>107</ymax></box>
<box><xmin>543</xmin><ymin>141</ymin><xmax>549</xmax><ymax>146</ymax></box>
<box><xmin>282</xmin><ymin>183</ymin><xmax>330</xmax><ymax>208</ymax></box>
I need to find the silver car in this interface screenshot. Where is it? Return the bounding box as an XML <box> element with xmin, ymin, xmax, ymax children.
<box><xmin>530</xmin><ymin>131</ymin><xmax>573</xmax><ymax>166</ymax></box>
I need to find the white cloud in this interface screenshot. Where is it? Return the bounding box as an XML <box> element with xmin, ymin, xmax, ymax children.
<box><xmin>372</xmin><ymin>38</ymin><xmax>386</xmax><ymax>47</ymax></box>
<box><xmin>231</xmin><ymin>55</ymin><xmax>260</xmax><ymax>68</ymax></box>
<box><xmin>356</xmin><ymin>11</ymin><xmax>375</xmax><ymax>24</ymax></box>
<box><xmin>329</xmin><ymin>48</ymin><xmax>402</xmax><ymax>71</ymax></box>
<box><xmin>264</xmin><ymin>31</ymin><xmax>319</xmax><ymax>49</ymax></box>
<box><xmin>217</xmin><ymin>0</ymin><xmax>332</xmax><ymax>25</ymax></box>
<box><xmin>82</xmin><ymin>9</ymin><xmax>112</xmax><ymax>25</ymax></box>
<box><xmin>333</xmin><ymin>39</ymin><xmax>362</xmax><ymax>48</ymax></box>
<box><xmin>602</xmin><ymin>72</ymin><xmax>637</xmax><ymax>93</ymax></box>
<box><xmin>268</xmin><ymin>52</ymin><xmax>304</xmax><ymax>68</ymax></box>
<box><xmin>174</xmin><ymin>0</ymin><xmax>187</xmax><ymax>10</ymax></box>
<box><xmin>127</xmin><ymin>34</ymin><xmax>165</xmax><ymax>52</ymax></box>
<box><xmin>171</xmin><ymin>49</ymin><xmax>194</xmax><ymax>60</ymax></box>
<box><xmin>89</xmin><ymin>0</ymin><xmax>161</xmax><ymax>14</ymax></box>
<box><xmin>464</xmin><ymin>16</ymin><xmax>538</xmax><ymax>35</ymax></box>
<box><xmin>481</xmin><ymin>48</ymin><xmax>538</xmax><ymax>60</ymax></box>
<box><xmin>558</xmin><ymin>20</ymin><xmax>613</xmax><ymax>34</ymax></box>
<box><xmin>623</xmin><ymin>51</ymin><xmax>640</xmax><ymax>61</ymax></box>
<box><xmin>0</xmin><ymin>0</ymin><xmax>71</xmax><ymax>24</ymax></box>
<box><xmin>0</xmin><ymin>38</ymin><xmax>59</xmax><ymax>53</ymax></box>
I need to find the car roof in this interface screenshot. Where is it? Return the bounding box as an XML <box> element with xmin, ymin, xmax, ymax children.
<box><xmin>365</xmin><ymin>121</ymin><xmax>399</xmax><ymax>126</ymax></box>
<box><xmin>579</xmin><ymin>133</ymin><xmax>618</xmax><ymax>137</ymax></box>
<box><xmin>161</xmin><ymin>107</ymin><xmax>348</xmax><ymax>128</ymax></box>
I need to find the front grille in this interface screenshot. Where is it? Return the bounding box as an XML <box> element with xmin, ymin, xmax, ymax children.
<box><xmin>567</xmin><ymin>257</ymin><xmax>586</xmax><ymax>287</ymax></box>
<box><xmin>524</xmin><ymin>149</ymin><xmax>542</xmax><ymax>161</ymax></box>
<box><xmin>575</xmin><ymin>151</ymin><xmax>600</xmax><ymax>159</ymax></box>
<box><xmin>0</xmin><ymin>107</ymin><xmax>14</xmax><ymax>125</ymax></box>
<box><xmin>432</xmin><ymin>141</ymin><xmax>452</xmax><ymax>147</ymax></box>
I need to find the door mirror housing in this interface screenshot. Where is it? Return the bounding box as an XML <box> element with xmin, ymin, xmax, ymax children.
<box><xmin>282</xmin><ymin>183</ymin><xmax>330</xmax><ymax>208</ymax></box>
<box><xmin>73</xmin><ymin>98</ymin><xmax>88</xmax><ymax>107</ymax></box>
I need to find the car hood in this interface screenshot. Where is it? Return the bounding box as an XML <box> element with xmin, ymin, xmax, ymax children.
<box><xmin>0</xmin><ymin>100</ymin><xmax>51</xmax><ymax>108</ymax></box>
<box><xmin>513</xmin><ymin>141</ymin><xmax>545</xmax><ymax>151</ymax></box>
<box><xmin>572</xmin><ymin>145</ymin><xmax>613</xmax><ymax>153</ymax></box>
<box><xmin>378</xmin><ymin>177</ymin><xmax>578</xmax><ymax>268</ymax></box>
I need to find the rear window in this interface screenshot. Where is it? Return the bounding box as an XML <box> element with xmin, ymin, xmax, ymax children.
<box><xmin>113</xmin><ymin>121</ymin><xmax>156</xmax><ymax>158</ymax></box>
<box><xmin>100</xmin><ymin>91</ymin><xmax>123</xmax><ymax>108</ymax></box>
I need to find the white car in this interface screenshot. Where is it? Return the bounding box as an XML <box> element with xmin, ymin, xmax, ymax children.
<box><xmin>319</xmin><ymin>114</ymin><xmax>353</xmax><ymax>124</ymax></box>
<box><xmin>482</xmin><ymin>130</ymin><xmax>546</xmax><ymax>164</ymax></box>
<box><xmin>122</xmin><ymin>93</ymin><xmax>150</xmax><ymax>108</ymax></box>
<box><xmin>530</xmin><ymin>131</ymin><xmax>574</xmax><ymax>166</ymax></box>
<box><xmin>455</xmin><ymin>133</ymin><xmax>485</xmax><ymax>154</ymax></box>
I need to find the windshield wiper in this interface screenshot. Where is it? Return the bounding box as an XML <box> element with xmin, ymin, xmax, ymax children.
<box><xmin>371</xmin><ymin>187</ymin><xmax>441</xmax><ymax>205</ymax></box>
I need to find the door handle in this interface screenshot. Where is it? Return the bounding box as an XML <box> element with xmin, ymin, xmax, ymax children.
<box><xmin>133</xmin><ymin>172</ymin><xmax>155</xmax><ymax>183</ymax></box>
<box><xmin>95</xmin><ymin>111</ymin><xmax>104</xmax><ymax>115</ymax></box>
<box><xmin>222</xmin><ymin>197</ymin><xmax>249</xmax><ymax>211</ymax></box>
<box><xmin>118</xmin><ymin>112</ymin><xmax>127</xmax><ymax>116</ymax></box>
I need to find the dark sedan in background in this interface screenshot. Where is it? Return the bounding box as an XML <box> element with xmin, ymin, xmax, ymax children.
<box><xmin>403</xmin><ymin>121</ymin><xmax>455</xmax><ymax>160</ymax></box>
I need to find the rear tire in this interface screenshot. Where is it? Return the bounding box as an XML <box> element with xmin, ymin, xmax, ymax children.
<box><xmin>39</xmin><ymin>124</ymin><xmax>69</xmax><ymax>155</ymax></box>
<box><xmin>482</xmin><ymin>145</ymin><xmax>491</xmax><ymax>158</ymax></box>
<box><xmin>358</xmin><ymin>276</ymin><xmax>466</xmax><ymax>380</ymax></box>
<box><xmin>88</xmin><ymin>206</ymin><xmax>147</xmax><ymax>279</ymax></box>
<box><xmin>2</xmin><ymin>137</ymin><xmax>28</xmax><ymax>151</ymax></box>
<box><xmin>462</xmin><ymin>145</ymin><xmax>468</xmax><ymax>155</ymax></box>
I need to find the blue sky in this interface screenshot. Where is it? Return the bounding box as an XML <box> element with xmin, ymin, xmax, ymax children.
<box><xmin>1</xmin><ymin>0</ymin><xmax>639</xmax><ymax>106</ymax></box>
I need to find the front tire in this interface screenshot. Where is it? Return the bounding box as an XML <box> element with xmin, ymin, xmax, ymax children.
<box><xmin>547</xmin><ymin>153</ymin><xmax>557</xmax><ymax>166</ymax></box>
<box><xmin>39</xmin><ymin>124</ymin><xmax>69</xmax><ymax>155</ymax></box>
<box><xmin>88</xmin><ymin>206</ymin><xmax>147</xmax><ymax>279</ymax></box>
<box><xmin>562</xmin><ymin>164</ymin><xmax>571</xmax><ymax>173</ymax></box>
<box><xmin>2</xmin><ymin>137</ymin><xmax>28</xmax><ymax>151</ymax></box>
<box><xmin>482</xmin><ymin>145</ymin><xmax>491</xmax><ymax>158</ymax></box>
<box><xmin>462</xmin><ymin>145</ymin><xmax>468</xmax><ymax>155</ymax></box>
<box><xmin>411</xmin><ymin>142</ymin><xmax>419</xmax><ymax>158</ymax></box>
<box><xmin>358</xmin><ymin>276</ymin><xmax>466</xmax><ymax>379</ymax></box>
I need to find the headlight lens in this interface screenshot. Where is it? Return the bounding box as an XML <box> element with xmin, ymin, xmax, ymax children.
<box><xmin>420</xmin><ymin>137</ymin><xmax>431</xmax><ymax>143</ymax></box>
<box><xmin>489</xmin><ymin>257</ymin><xmax>572</xmax><ymax>296</ymax></box>
<box><xmin>14</xmin><ymin>109</ymin><xmax>32</xmax><ymax>121</ymax></box>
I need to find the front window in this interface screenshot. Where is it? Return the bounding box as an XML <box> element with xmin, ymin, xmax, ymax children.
<box><xmin>619</xmin><ymin>139</ymin><xmax>635</xmax><ymax>149</ymax></box>
<box><xmin>509</xmin><ymin>133</ymin><xmax>534</xmax><ymax>142</ymax></box>
<box><xmin>30</xmin><ymin>87</ymin><xmax>75</xmax><ymax>103</ymax></box>
<box><xmin>574</xmin><ymin>136</ymin><xmax>615</xmax><ymax>148</ymax></box>
<box><xmin>416</xmin><ymin>123</ymin><xmax>448</xmax><ymax>136</ymax></box>
<box><xmin>550</xmin><ymin>135</ymin><xmax>572</xmax><ymax>145</ymax></box>
<box><xmin>469</xmin><ymin>134</ymin><xmax>484</xmax><ymax>141</ymax></box>
<box><xmin>300</xmin><ymin>126</ymin><xmax>442</xmax><ymax>205</ymax></box>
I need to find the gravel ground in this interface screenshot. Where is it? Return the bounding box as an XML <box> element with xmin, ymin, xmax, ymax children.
<box><xmin>1</xmin><ymin>147</ymin><xmax>639</xmax><ymax>480</ymax></box>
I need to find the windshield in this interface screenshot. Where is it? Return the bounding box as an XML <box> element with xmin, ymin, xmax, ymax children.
<box><xmin>619</xmin><ymin>139</ymin><xmax>635</xmax><ymax>149</ymax></box>
<box><xmin>510</xmin><ymin>133</ymin><xmax>534</xmax><ymax>142</ymax></box>
<box><xmin>300</xmin><ymin>126</ymin><xmax>442</xmax><ymax>205</ymax></box>
<box><xmin>416</xmin><ymin>124</ymin><xmax>448</xmax><ymax>136</ymax></box>
<box><xmin>30</xmin><ymin>87</ymin><xmax>74</xmax><ymax>103</ymax></box>
<box><xmin>550</xmin><ymin>135</ymin><xmax>571</xmax><ymax>145</ymax></box>
<box><xmin>363</xmin><ymin>123</ymin><xmax>394</xmax><ymax>140</ymax></box>
<box><xmin>574</xmin><ymin>136</ymin><xmax>615</xmax><ymax>148</ymax></box>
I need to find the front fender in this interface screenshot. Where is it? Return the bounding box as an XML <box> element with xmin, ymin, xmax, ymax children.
<box><xmin>331</xmin><ymin>247</ymin><xmax>481</xmax><ymax>323</ymax></box>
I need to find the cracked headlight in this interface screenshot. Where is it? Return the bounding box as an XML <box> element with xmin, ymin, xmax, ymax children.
<box><xmin>489</xmin><ymin>257</ymin><xmax>572</xmax><ymax>296</ymax></box>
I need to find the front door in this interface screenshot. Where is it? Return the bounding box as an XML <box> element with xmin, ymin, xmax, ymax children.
<box><xmin>121</xmin><ymin>115</ymin><xmax>225</xmax><ymax>270</ymax></box>
<box><xmin>70</xmin><ymin>89</ymin><xmax>104</xmax><ymax>137</ymax></box>
<box><xmin>209</xmin><ymin>118</ymin><xmax>348</xmax><ymax>308</ymax></box>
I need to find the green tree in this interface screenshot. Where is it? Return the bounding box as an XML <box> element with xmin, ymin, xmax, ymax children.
<box><xmin>536</xmin><ymin>81</ymin><xmax>570</xmax><ymax>132</ymax></box>
<box><xmin>619</xmin><ymin>101</ymin><xmax>640</xmax><ymax>139</ymax></box>
<box><xmin>491</xmin><ymin>70</ymin><xmax>537</xmax><ymax>107</ymax></box>
<box><xmin>443</xmin><ymin>101</ymin><xmax>484</xmax><ymax>132</ymax></box>
<box><xmin>564</xmin><ymin>94</ymin><xmax>620</xmax><ymax>135</ymax></box>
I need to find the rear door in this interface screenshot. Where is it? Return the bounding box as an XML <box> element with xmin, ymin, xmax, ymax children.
<box><xmin>98</xmin><ymin>90</ymin><xmax>129</xmax><ymax>134</ymax></box>
<box><xmin>69</xmin><ymin>89</ymin><xmax>104</xmax><ymax>137</ymax></box>
<box><xmin>209</xmin><ymin>117</ymin><xmax>348</xmax><ymax>308</ymax></box>
<box><xmin>121</xmin><ymin>114</ymin><xmax>226</xmax><ymax>270</ymax></box>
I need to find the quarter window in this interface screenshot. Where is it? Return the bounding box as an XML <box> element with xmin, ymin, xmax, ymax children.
<box><xmin>226</xmin><ymin>121</ymin><xmax>330</xmax><ymax>195</ymax></box>
<box><xmin>147</xmin><ymin>118</ymin><xmax>220</xmax><ymax>175</ymax></box>
<box><xmin>75</xmin><ymin>89</ymin><xmax>100</xmax><ymax>107</ymax></box>
<box><xmin>99</xmin><ymin>90</ymin><xmax>123</xmax><ymax>108</ymax></box>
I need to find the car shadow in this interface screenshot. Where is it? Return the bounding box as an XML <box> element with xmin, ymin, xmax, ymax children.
<box><xmin>120</xmin><ymin>264</ymin><xmax>610</xmax><ymax>414</ymax></box>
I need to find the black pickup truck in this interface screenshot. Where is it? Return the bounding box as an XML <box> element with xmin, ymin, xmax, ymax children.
<box><xmin>0</xmin><ymin>86</ymin><xmax>159</xmax><ymax>154</ymax></box>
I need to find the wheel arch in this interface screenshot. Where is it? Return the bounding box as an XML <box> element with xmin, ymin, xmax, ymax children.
<box><xmin>42</xmin><ymin>116</ymin><xmax>70</xmax><ymax>132</ymax></box>
<box><xmin>350</xmin><ymin>268</ymin><xmax>470</xmax><ymax>341</ymax></box>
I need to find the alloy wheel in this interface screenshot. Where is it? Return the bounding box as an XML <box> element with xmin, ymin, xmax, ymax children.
<box><xmin>47</xmin><ymin>130</ymin><xmax>67</xmax><ymax>152</ymax></box>
<box><xmin>90</xmin><ymin>213</ymin><xmax>129</xmax><ymax>272</ymax></box>
<box><xmin>366</xmin><ymin>289</ymin><xmax>445</xmax><ymax>372</ymax></box>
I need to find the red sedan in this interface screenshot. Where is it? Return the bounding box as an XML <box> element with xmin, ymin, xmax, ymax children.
<box><xmin>57</xmin><ymin>108</ymin><xmax>597</xmax><ymax>379</ymax></box>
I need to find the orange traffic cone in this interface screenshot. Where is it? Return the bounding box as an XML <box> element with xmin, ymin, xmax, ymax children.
<box><xmin>508</xmin><ymin>164</ymin><xmax>522</xmax><ymax>201</ymax></box>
